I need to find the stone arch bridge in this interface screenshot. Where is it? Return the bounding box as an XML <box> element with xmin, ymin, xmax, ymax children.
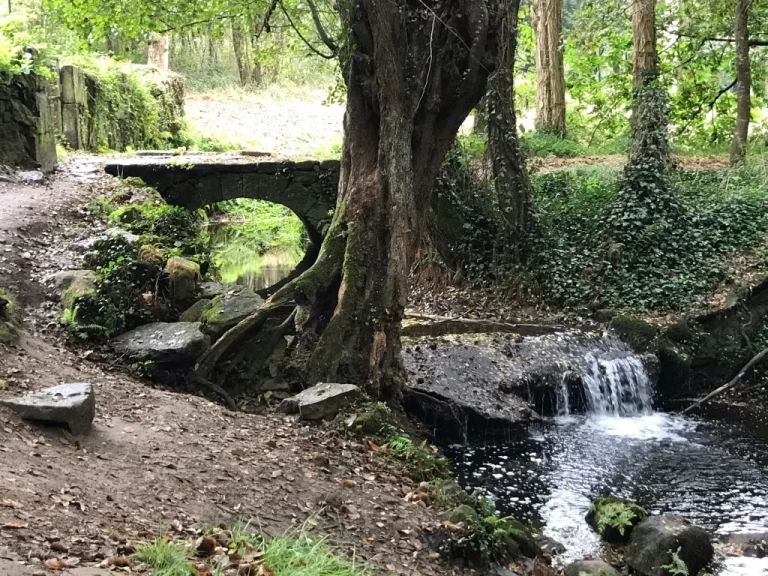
<box><xmin>104</xmin><ymin>153</ymin><xmax>340</xmax><ymax>246</ymax></box>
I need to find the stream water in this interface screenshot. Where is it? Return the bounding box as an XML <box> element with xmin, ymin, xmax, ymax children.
<box><xmin>445</xmin><ymin>348</ymin><xmax>768</xmax><ymax>575</ymax></box>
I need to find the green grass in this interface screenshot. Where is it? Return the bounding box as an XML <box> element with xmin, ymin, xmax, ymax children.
<box><xmin>262</xmin><ymin>534</ymin><xmax>370</xmax><ymax>576</ymax></box>
<box><xmin>133</xmin><ymin>539</ymin><xmax>196</xmax><ymax>576</ymax></box>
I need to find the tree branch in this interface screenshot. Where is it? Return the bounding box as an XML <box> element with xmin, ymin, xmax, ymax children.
<box><xmin>278</xmin><ymin>0</ymin><xmax>336</xmax><ymax>59</ymax></box>
<box><xmin>305</xmin><ymin>0</ymin><xmax>339</xmax><ymax>55</ymax></box>
<box><xmin>682</xmin><ymin>347</ymin><xmax>768</xmax><ymax>414</ymax></box>
<box><xmin>676</xmin><ymin>78</ymin><xmax>737</xmax><ymax>138</ymax></box>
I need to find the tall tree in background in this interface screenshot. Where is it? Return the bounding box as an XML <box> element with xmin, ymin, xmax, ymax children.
<box><xmin>731</xmin><ymin>0</ymin><xmax>753</xmax><ymax>165</ymax></box>
<box><xmin>488</xmin><ymin>0</ymin><xmax>531</xmax><ymax>263</ymax></box>
<box><xmin>532</xmin><ymin>0</ymin><xmax>566</xmax><ymax>135</ymax></box>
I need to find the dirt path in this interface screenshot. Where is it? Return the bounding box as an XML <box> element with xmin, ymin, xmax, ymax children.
<box><xmin>0</xmin><ymin>158</ymin><xmax>458</xmax><ymax>576</ymax></box>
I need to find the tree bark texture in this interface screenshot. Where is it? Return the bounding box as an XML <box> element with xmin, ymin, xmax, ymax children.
<box><xmin>632</xmin><ymin>0</ymin><xmax>656</xmax><ymax>85</ymax></box>
<box><xmin>195</xmin><ymin>0</ymin><xmax>500</xmax><ymax>399</ymax></box>
<box><xmin>730</xmin><ymin>0</ymin><xmax>752</xmax><ymax>166</ymax></box>
<box><xmin>487</xmin><ymin>0</ymin><xmax>531</xmax><ymax>262</ymax></box>
<box><xmin>532</xmin><ymin>0</ymin><xmax>566</xmax><ymax>135</ymax></box>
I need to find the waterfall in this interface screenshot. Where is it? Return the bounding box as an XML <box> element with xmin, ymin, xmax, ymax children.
<box><xmin>556</xmin><ymin>353</ymin><xmax>654</xmax><ymax>417</ymax></box>
<box><xmin>581</xmin><ymin>354</ymin><xmax>653</xmax><ymax>416</ymax></box>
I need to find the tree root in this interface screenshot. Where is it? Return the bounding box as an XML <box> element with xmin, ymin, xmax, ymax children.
<box><xmin>194</xmin><ymin>303</ymin><xmax>295</xmax><ymax>380</ymax></box>
<box><xmin>682</xmin><ymin>347</ymin><xmax>768</xmax><ymax>414</ymax></box>
<box><xmin>187</xmin><ymin>372</ymin><xmax>238</xmax><ymax>411</ymax></box>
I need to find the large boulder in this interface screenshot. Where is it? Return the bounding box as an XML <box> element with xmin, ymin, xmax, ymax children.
<box><xmin>111</xmin><ymin>322</ymin><xmax>209</xmax><ymax>366</ymax></box>
<box><xmin>278</xmin><ymin>383</ymin><xmax>361</xmax><ymax>420</ymax></box>
<box><xmin>565</xmin><ymin>560</ymin><xmax>621</xmax><ymax>576</ymax></box>
<box><xmin>200</xmin><ymin>287</ymin><xmax>264</xmax><ymax>340</ymax></box>
<box><xmin>53</xmin><ymin>269</ymin><xmax>97</xmax><ymax>308</ymax></box>
<box><xmin>586</xmin><ymin>496</ymin><xmax>648</xmax><ymax>543</ymax></box>
<box><xmin>1</xmin><ymin>383</ymin><xmax>95</xmax><ymax>435</ymax></box>
<box><xmin>165</xmin><ymin>257</ymin><xmax>200</xmax><ymax>302</ymax></box>
<box><xmin>626</xmin><ymin>515</ymin><xmax>713</xmax><ymax>576</ymax></box>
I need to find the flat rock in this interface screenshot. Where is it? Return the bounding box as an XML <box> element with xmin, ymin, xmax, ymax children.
<box><xmin>111</xmin><ymin>322</ymin><xmax>209</xmax><ymax>365</ymax></box>
<box><xmin>53</xmin><ymin>269</ymin><xmax>97</xmax><ymax>308</ymax></box>
<box><xmin>71</xmin><ymin>227</ymin><xmax>140</xmax><ymax>253</ymax></box>
<box><xmin>278</xmin><ymin>383</ymin><xmax>361</xmax><ymax>420</ymax></box>
<box><xmin>199</xmin><ymin>280</ymin><xmax>226</xmax><ymax>299</ymax></box>
<box><xmin>626</xmin><ymin>515</ymin><xmax>713</xmax><ymax>576</ymax></box>
<box><xmin>565</xmin><ymin>559</ymin><xmax>621</xmax><ymax>576</ymax></box>
<box><xmin>1</xmin><ymin>383</ymin><xmax>95</xmax><ymax>435</ymax></box>
<box><xmin>200</xmin><ymin>287</ymin><xmax>264</xmax><ymax>340</ymax></box>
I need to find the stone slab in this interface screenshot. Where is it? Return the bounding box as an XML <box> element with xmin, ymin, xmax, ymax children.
<box><xmin>1</xmin><ymin>383</ymin><xmax>95</xmax><ymax>435</ymax></box>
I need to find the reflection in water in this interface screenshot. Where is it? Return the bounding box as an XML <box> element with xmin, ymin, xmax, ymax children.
<box><xmin>446</xmin><ymin>414</ymin><xmax>768</xmax><ymax>571</ymax></box>
<box><xmin>208</xmin><ymin>219</ymin><xmax>306</xmax><ymax>291</ymax></box>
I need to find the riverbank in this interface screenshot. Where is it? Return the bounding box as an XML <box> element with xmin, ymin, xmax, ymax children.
<box><xmin>0</xmin><ymin>157</ymin><xmax>464</xmax><ymax>576</ymax></box>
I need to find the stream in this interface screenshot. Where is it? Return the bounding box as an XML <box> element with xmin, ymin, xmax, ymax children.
<box><xmin>443</xmin><ymin>349</ymin><xmax>768</xmax><ymax>575</ymax></box>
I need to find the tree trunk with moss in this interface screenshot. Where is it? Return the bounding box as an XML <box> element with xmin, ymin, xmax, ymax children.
<box><xmin>488</xmin><ymin>0</ymin><xmax>531</xmax><ymax>264</ymax></box>
<box><xmin>532</xmin><ymin>0</ymin><xmax>566</xmax><ymax>135</ymax></box>
<box><xmin>195</xmin><ymin>0</ymin><xmax>500</xmax><ymax>399</ymax></box>
<box><xmin>730</xmin><ymin>0</ymin><xmax>752</xmax><ymax>166</ymax></box>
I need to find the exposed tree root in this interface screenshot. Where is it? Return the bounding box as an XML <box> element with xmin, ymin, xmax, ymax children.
<box><xmin>194</xmin><ymin>303</ymin><xmax>296</xmax><ymax>380</ymax></box>
<box><xmin>682</xmin><ymin>347</ymin><xmax>768</xmax><ymax>414</ymax></box>
<box><xmin>187</xmin><ymin>372</ymin><xmax>238</xmax><ymax>411</ymax></box>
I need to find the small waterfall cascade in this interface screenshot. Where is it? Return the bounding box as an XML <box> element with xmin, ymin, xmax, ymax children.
<box><xmin>554</xmin><ymin>350</ymin><xmax>654</xmax><ymax>417</ymax></box>
<box><xmin>579</xmin><ymin>354</ymin><xmax>654</xmax><ymax>416</ymax></box>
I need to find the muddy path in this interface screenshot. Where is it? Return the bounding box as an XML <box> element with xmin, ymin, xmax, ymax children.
<box><xmin>0</xmin><ymin>157</ymin><xmax>457</xmax><ymax>576</ymax></box>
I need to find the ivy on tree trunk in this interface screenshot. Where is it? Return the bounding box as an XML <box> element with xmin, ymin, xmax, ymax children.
<box><xmin>487</xmin><ymin>0</ymin><xmax>531</xmax><ymax>264</ymax></box>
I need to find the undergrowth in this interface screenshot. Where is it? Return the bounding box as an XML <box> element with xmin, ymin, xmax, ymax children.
<box><xmin>133</xmin><ymin>539</ymin><xmax>196</xmax><ymax>576</ymax></box>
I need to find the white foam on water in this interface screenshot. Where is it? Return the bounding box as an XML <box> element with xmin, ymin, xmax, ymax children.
<box><xmin>583</xmin><ymin>413</ymin><xmax>694</xmax><ymax>442</ymax></box>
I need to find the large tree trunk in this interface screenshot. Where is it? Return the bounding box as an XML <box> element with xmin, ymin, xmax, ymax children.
<box><xmin>195</xmin><ymin>0</ymin><xmax>499</xmax><ymax>399</ymax></box>
<box><xmin>532</xmin><ymin>0</ymin><xmax>566</xmax><ymax>135</ymax></box>
<box><xmin>628</xmin><ymin>0</ymin><xmax>667</xmax><ymax>167</ymax></box>
<box><xmin>730</xmin><ymin>0</ymin><xmax>752</xmax><ymax>166</ymax></box>
<box><xmin>488</xmin><ymin>0</ymin><xmax>531</xmax><ymax>263</ymax></box>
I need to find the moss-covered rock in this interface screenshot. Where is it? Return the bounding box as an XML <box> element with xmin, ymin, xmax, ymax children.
<box><xmin>586</xmin><ymin>496</ymin><xmax>648</xmax><ymax>543</ymax></box>
<box><xmin>54</xmin><ymin>269</ymin><xmax>98</xmax><ymax>309</ymax></box>
<box><xmin>200</xmin><ymin>287</ymin><xmax>264</xmax><ymax>340</ymax></box>
<box><xmin>448</xmin><ymin>504</ymin><xmax>480</xmax><ymax>527</ymax></box>
<box><xmin>165</xmin><ymin>256</ymin><xmax>199</xmax><ymax>302</ymax></box>
<box><xmin>611</xmin><ymin>316</ymin><xmax>658</xmax><ymax>352</ymax></box>
<box><xmin>487</xmin><ymin>516</ymin><xmax>539</xmax><ymax>558</ymax></box>
<box><xmin>352</xmin><ymin>402</ymin><xmax>399</xmax><ymax>437</ymax></box>
<box><xmin>0</xmin><ymin>288</ymin><xmax>21</xmax><ymax>345</ymax></box>
<box><xmin>179</xmin><ymin>298</ymin><xmax>211</xmax><ymax>323</ymax></box>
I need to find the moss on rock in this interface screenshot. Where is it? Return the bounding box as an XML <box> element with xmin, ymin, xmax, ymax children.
<box><xmin>0</xmin><ymin>288</ymin><xmax>21</xmax><ymax>345</ymax></box>
<box><xmin>586</xmin><ymin>496</ymin><xmax>648</xmax><ymax>543</ymax></box>
<box><xmin>165</xmin><ymin>256</ymin><xmax>200</xmax><ymax>302</ymax></box>
<box><xmin>611</xmin><ymin>316</ymin><xmax>658</xmax><ymax>352</ymax></box>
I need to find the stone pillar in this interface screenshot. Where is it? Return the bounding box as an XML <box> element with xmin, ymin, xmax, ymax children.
<box><xmin>59</xmin><ymin>64</ymin><xmax>87</xmax><ymax>150</ymax></box>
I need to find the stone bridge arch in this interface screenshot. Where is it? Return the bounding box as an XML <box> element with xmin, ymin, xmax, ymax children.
<box><xmin>104</xmin><ymin>155</ymin><xmax>341</xmax><ymax>247</ymax></box>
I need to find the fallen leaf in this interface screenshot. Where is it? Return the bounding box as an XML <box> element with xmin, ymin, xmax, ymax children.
<box><xmin>270</xmin><ymin>470</ymin><xmax>282</xmax><ymax>478</ymax></box>
<box><xmin>0</xmin><ymin>499</ymin><xmax>22</xmax><ymax>509</ymax></box>
<box><xmin>196</xmin><ymin>535</ymin><xmax>217</xmax><ymax>557</ymax></box>
<box><xmin>2</xmin><ymin>521</ymin><xmax>28</xmax><ymax>529</ymax></box>
<box><xmin>123</xmin><ymin>426</ymin><xmax>134</xmax><ymax>434</ymax></box>
<box><xmin>45</xmin><ymin>558</ymin><xmax>66</xmax><ymax>570</ymax></box>
<box><xmin>107</xmin><ymin>556</ymin><xmax>131</xmax><ymax>567</ymax></box>
<box><xmin>342</xmin><ymin>479</ymin><xmax>357</xmax><ymax>488</ymax></box>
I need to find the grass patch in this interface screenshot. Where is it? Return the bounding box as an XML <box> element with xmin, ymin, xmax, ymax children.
<box><xmin>384</xmin><ymin>434</ymin><xmax>451</xmax><ymax>482</ymax></box>
<box><xmin>133</xmin><ymin>539</ymin><xmax>196</xmax><ymax>576</ymax></box>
